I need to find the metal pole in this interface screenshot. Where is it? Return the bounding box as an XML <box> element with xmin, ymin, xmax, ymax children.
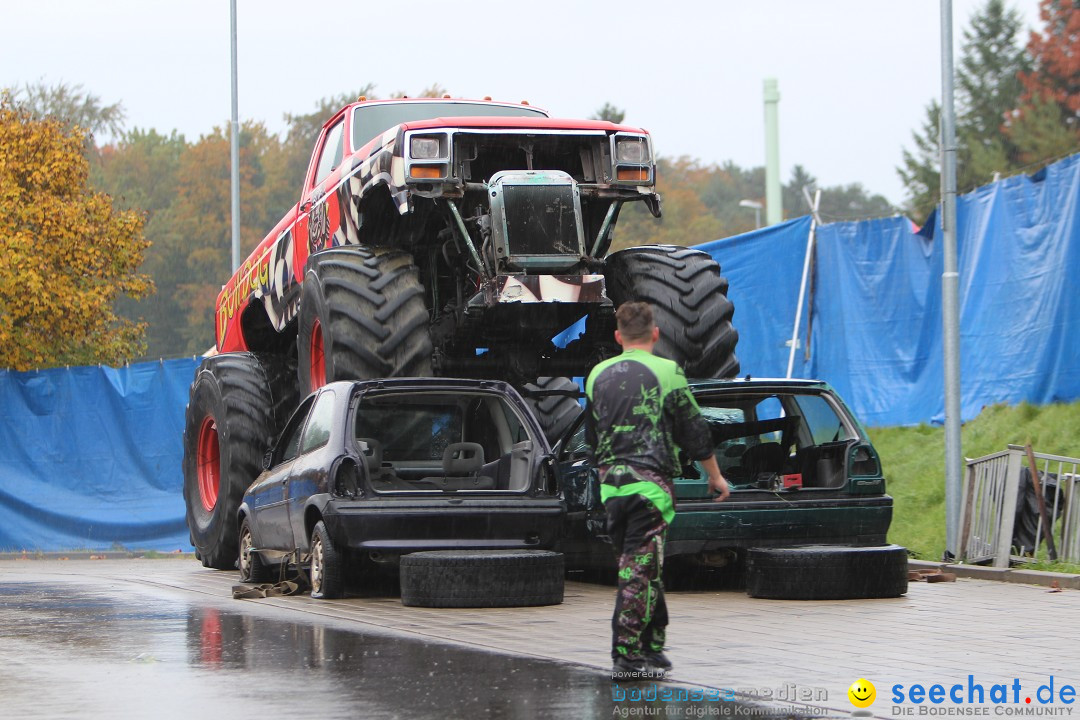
<box><xmin>786</xmin><ymin>188</ymin><xmax>821</xmax><ymax>379</ymax></box>
<box><xmin>229</xmin><ymin>0</ymin><xmax>241</xmax><ymax>271</ymax></box>
<box><xmin>763</xmin><ymin>78</ymin><xmax>782</xmax><ymax>226</ymax></box>
<box><xmin>940</xmin><ymin>0</ymin><xmax>963</xmax><ymax>560</ymax></box>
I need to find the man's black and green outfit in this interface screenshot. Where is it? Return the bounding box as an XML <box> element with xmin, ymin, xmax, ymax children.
<box><xmin>585</xmin><ymin>348</ymin><xmax>713</xmax><ymax>664</ymax></box>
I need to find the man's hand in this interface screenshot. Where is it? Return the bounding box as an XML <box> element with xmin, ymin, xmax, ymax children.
<box><xmin>698</xmin><ymin>455</ymin><xmax>730</xmax><ymax>502</ymax></box>
<box><xmin>708</xmin><ymin>472</ymin><xmax>730</xmax><ymax>503</ymax></box>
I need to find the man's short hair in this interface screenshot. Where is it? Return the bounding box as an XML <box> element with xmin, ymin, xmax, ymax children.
<box><xmin>616</xmin><ymin>302</ymin><xmax>655</xmax><ymax>342</ymax></box>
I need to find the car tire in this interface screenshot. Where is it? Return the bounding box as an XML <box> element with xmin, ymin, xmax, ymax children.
<box><xmin>399</xmin><ymin>550</ymin><xmax>565</xmax><ymax>608</ymax></box>
<box><xmin>523</xmin><ymin>377</ymin><xmax>582</xmax><ymax>445</ymax></box>
<box><xmin>297</xmin><ymin>246</ymin><xmax>433</xmax><ymax>392</ymax></box>
<box><xmin>238</xmin><ymin>516</ymin><xmax>274</xmax><ymax>583</ymax></box>
<box><xmin>605</xmin><ymin>245</ymin><xmax>739</xmax><ymax>378</ymax></box>
<box><xmin>182</xmin><ymin>353</ymin><xmax>294</xmax><ymax>570</ymax></box>
<box><xmin>745</xmin><ymin>544</ymin><xmax>909</xmax><ymax>600</ymax></box>
<box><xmin>309</xmin><ymin>520</ymin><xmax>345</xmax><ymax>600</ymax></box>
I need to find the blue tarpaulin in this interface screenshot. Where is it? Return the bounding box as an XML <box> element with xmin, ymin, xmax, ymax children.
<box><xmin>0</xmin><ymin>358</ymin><xmax>199</xmax><ymax>551</ymax></box>
<box><xmin>697</xmin><ymin>152</ymin><xmax>1080</xmax><ymax>426</ymax></box>
<box><xmin>1</xmin><ymin>153</ymin><xmax>1078</xmax><ymax>551</ymax></box>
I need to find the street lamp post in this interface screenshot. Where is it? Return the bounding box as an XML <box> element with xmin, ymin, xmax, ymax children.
<box><xmin>739</xmin><ymin>199</ymin><xmax>763</xmax><ymax>229</ymax></box>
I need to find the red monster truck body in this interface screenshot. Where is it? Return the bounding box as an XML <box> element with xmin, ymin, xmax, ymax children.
<box><xmin>184</xmin><ymin>97</ymin><xmax>739</xmax><ymax>570</ymax></box>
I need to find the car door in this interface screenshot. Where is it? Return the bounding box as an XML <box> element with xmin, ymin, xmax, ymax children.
<box><xmin>294</xmin><ymin>114</ymin><xmax>347</xmax><ymax>272</ymax></box>
<box><xmin>247</xmin><ymin>397</ymin><xmax>313</xmax><ymax>551</ymax></box>
<box><xmin>555</xmin><ymin>412</ymin><xmax>608</xmax><ymax>555</ymax></box>
<box><xmin>286</xmin><ymin>388</ymin><xmax>339</xmax><ymax>552</ymax></box>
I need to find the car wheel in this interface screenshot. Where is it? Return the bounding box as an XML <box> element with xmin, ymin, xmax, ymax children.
<box><xmin>399</xmin><ymin>550</ymin><xmax>564</xmax><ymax>608</ymax></box>
<box><xmin>297</xmin><ymin>246</ymin><xmax>433</xmax><ymax>393</ymax></box>
<box><xmin>746</xmin><ymin>544</ymin><xmax>909</xmax><ymax>600</ymax></box>
<box><xmin>522</xmin><ymin>377</ymin><xmax>582</xmax><ymax>445</ymax></box>
<box><xmin>605</xmin><ymin>245</ymin><xmax>739</xmax><ymax>378</ymax></box>
<box><xmin>309</xmin><ymin>521</ymin><xmax>345</xmax><ymax>600</ymax></box>
<box><xmin>238</xmin><ymin>517</ymin><xmax>273</xmax><ymax>583</ymax></box>
<box><xmin>182</xmin><ymin>353</ymin><xmax>296</xmax><ymax>570</ymax></box>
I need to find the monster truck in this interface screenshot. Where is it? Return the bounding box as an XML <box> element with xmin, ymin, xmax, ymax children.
<box><xmin>183</xmin><ymin>97</ymin><xmax>740</xmax><ymax>569</ymax></box>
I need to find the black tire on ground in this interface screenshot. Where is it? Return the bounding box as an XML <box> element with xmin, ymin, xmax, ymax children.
<box><xmin>523</xmin><ymin>377</ymin><xmax>583</xmax><ymax>445</ymax></box>
<box><xmin>745</xmin><ymin>544</ymin><xmax>909</xmax><ymax>600</ymax></box>
<box><xmin>238</xmin><ymin>517</ymin><xmax>274</xmax><ymax>583</ymax></box>
<box><xmin>399</xmin><ymin>550</ymin><xmax>565</xmax><ymax>608</ymax></box>
<box><xmin>182</xmin><ymin>353</ymin><xmax>295</xmax><ymax>570</ymax></box>
<box><xmin>309</xmin><ymin>520</ymin><xmax>345</xmax><ymax>600</ymax></box>
<box><xmin>297</xmin><ymin>246</ymin><xmax>433</xmax><ymax>392</ymax></box>
<box><xmin>605</xmin><ymin>245</ymin><xmax>739</xmax><ymax>379</ymax></box>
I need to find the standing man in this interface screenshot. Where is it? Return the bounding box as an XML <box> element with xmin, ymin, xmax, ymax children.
<box><xmin>586</xmin><ymin>301</ymin><xmax>729</xmax><ymax>680</ymax></box>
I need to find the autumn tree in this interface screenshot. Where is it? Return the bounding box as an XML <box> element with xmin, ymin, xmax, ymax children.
<box><xmin>1006</xmin><ymin>0</ymin><xmax>1080</xmax><ymax>163</ymax></box>
<box><xmin>93</xmin><ymin>128</ymin><xmax>190</xmax><ymax>356</ymax></box>
<box><xmin>0</xmin><ymin>93</ymin><xmax>152</xmax><ymax>371</ymax></box>
<box><xmin>281</xmin><ymin>86</ymin><xmax>377</xmax><ymax>189</ymax></box>
<box><xmin>144</xmin><ymin>122</ymin><xmax>292</xmax><ymax>355</ymax></box>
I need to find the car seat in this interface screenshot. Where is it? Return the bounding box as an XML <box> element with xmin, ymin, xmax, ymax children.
<box><xmin>429</xmin><ymin>442</ymin><xmax>496</xmax><ymax>491</ymax></box>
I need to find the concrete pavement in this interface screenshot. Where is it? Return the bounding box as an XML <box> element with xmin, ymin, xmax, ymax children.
<box><xmin>2</xmin><ymin>558</ymin><xmax>1076</xmax><ymax>718</ymax></box>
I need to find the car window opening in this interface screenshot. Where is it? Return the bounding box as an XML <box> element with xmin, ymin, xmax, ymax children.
<box><xmin>354</xmin><ymin>391</ymin><xmax>535</xmax><ymax>493</ymax></box>
<box><xmin>679</xmin><ymin>392</ymin><xmax>857</xmax><ymax>497</ymax></box>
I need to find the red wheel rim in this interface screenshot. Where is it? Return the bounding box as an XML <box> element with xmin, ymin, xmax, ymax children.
<box><xmin>310</xmin><ymin>318</ymin><xmax>326</xmax><ymax>390</ymax></box>
<box><xmin>196</xmin><ymin>416</ymin><xmax>220</xmax><ymax>512</ymax></box>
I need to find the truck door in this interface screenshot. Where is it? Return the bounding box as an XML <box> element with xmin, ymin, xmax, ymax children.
<box><xmin>294</xmin><ymin>115</ymin><xmax>347</xmax><ymax>276</ymax></box>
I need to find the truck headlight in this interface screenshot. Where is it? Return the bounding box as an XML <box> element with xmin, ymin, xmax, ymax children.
<box><xmin>410</xmin><ymin>135</ymin><xmax>445</xmax><ymax>160</ymax></box>
<box><xmin>615</xmin><ymin>136</ymin><xmax>650</xmax><ymax>164</ymax></box>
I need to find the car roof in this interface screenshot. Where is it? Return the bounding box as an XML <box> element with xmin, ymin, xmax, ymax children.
<box><xmin>688</xmin><ymin>377</ymin><xmax>832</xmax><ymax>393</ymax></box>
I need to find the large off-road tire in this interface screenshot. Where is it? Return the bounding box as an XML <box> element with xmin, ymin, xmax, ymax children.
<box><xmin>605</xmin><ymin>245</ymin><xmax>739</xmax><ymax>379</ymax></box>
<box><xmin>522</xmin><ymin>377</ymin><xmax>583</xmax><ymax>445</ymax></box>
<box><xmin>182</xmin><ymin>353</ymin><xmax>297</xmax><ymax>570</ymax></box>
<box><xmin>297</xmin><ymin>247</ymin><xmax>433</xmax><ymax>392</ymax></box>
<box><xmin>399</xmin><ymin>550</ymin><xmax>565</xmax><ymax>608</ymax></box>
<box><xmin>746</xmin><ymin>544</ymin><xmax>909</xmax><ymax>600</ymax></box>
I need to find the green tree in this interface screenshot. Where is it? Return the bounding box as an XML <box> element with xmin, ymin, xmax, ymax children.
<box><xmin>591</xmin><ymin>103</ymin><xmax>626</xmax><ymax>124</ymax></box>
<box><xmin>7</xmin><ymin>81</ymin><xmax>125</xmax><ymax>142</ymax></box>
<box><xmin>785</xmin><ymin>165</ymin><xmax>896</xmax><ymax>222</ymax></box>
<box><xmin>0</xmin><ymin>93</ymin><xmax>151</xmax><ymax>371</ymax></box>
<box><xmin>899</xmin><ymin>0</ymin><xmax>1031</xmax><ymax>220</ymax></box>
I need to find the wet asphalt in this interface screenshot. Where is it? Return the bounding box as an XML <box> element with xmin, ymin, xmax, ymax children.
<box><xmin>0</xmin><ymin>567</ymin><xmax>797</xmax><ymax>720</ymax></box>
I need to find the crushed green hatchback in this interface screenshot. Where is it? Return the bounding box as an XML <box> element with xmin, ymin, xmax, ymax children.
<box><xmin>555</xmin><ymin>378</ymin><xmax>893</xmax><ymax>568</ymax></box>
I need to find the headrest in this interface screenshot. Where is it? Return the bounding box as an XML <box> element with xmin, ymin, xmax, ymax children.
<box><xmin>357</xmin><ymin>437</ymin><xmax>383</xmax><ymax>473</ymax></box>
<box><xmin>443</xmin><ymin>442</ymin><xmax>485</xmax><ymax>475</ymax></box>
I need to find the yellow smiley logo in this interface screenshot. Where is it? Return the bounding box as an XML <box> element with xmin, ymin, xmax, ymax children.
<box><xmin>848</xmin><ymin>678</ymin><xmax>876</xmax><ymax>708</ymax></box>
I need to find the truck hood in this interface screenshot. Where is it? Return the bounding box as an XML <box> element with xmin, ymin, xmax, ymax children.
<box><xmin>398</xmin><ymin>116</ymin><xmax>649</xmax><ymax>135</ymax></box>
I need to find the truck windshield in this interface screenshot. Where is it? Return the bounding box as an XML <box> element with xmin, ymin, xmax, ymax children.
<box><xmin>351</xmin><ymin>102</ymin><xmax>549</xmax><ymax>150</ymax></box>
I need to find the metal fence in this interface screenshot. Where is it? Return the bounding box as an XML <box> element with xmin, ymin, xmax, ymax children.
<box><xmin>959</xmin><ymin>445</ymin><xmax>1080</xmax><ymax>567</ymax></box>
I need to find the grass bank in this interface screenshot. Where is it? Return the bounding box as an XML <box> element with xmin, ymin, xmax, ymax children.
<box><xmin>868</xmin><ymin>400</ymin><xmax>1080</xmax><ymax>565</ymax></box>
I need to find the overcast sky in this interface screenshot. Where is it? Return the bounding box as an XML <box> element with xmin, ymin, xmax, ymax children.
<box><xmin>2</xmin><ymin>0</ymin><xmax>1041</xmax><ymax>209</ymax></box>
